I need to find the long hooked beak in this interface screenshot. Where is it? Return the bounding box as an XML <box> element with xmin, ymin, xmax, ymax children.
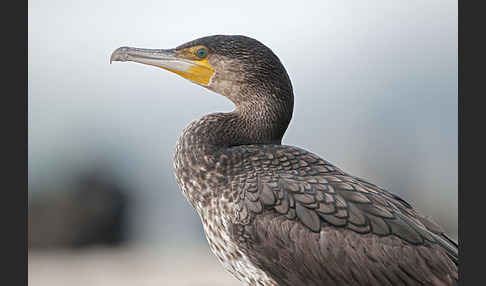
<box><xmin>110</xmin><ymin>47</ymin><xmax>214</xmax><ymax>85</ymax></box>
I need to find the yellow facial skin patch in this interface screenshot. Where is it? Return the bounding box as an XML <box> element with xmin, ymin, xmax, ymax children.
<box><xmin>163</xmin><ymin>58</ymin><xmax>214</xmax><ymax>86</ymax></box>
<box><xmin>166</xmin><ymin>45</ymin><xmax>215</xmax><ymax>86</ymax></box>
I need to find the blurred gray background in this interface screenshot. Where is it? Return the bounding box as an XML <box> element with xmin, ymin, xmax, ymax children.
<box><xmin>28</xmin><ymin>0</ymin><xmax>457</xmax><ymax>285</ymax></box>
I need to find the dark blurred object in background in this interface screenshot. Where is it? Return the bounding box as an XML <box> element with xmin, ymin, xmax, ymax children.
<box><xmin>29</xmin><ymin>169</ymin><xmax>131</xmax><ymax>249</ymax></box>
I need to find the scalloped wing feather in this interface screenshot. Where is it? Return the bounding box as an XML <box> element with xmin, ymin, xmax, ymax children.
<box><xmin>233</xmin><ymin>145</ymin><xmax>458</xmax><ymax>265</ymax></box>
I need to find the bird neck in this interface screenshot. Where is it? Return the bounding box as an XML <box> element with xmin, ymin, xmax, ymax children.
<box><xmin>184</xmin><ymin>96</ymin><xmax>293</xmax><ymax>150</ymax></box>
<box><xmin>233</xmin><ymin>98</ymin><xmax>293</xmax><ymax>146</ymax></box>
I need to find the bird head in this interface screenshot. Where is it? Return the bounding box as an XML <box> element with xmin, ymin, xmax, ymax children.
<box><xmin>110</xmin><ymin>35</ymin><xmax>293</xmax><ymax>106</ymax></box>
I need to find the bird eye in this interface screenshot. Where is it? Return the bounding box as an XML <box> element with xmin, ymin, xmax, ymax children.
<box><xmin>196</xmin><ymin>48</ymin><xmax>208</xmax><ymax>59</ymax></box>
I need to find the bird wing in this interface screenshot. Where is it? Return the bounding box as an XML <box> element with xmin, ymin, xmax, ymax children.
<box><xmin>231</xmin><ymin>145</ymin><xmax>458</xmax><ymax>264</ymax></box>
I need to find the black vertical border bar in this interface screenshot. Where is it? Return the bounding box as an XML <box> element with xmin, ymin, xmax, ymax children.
<box><xmin>3</xmin><ymin>0</ymin><xmax>28</xmax><ymax>285</ymax></box>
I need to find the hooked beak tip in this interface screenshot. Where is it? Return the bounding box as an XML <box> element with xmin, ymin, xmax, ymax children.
<box><xmin>110</xmin><ymin>47</ymin><xmax>131</xmax><ymax>64</ymax></box>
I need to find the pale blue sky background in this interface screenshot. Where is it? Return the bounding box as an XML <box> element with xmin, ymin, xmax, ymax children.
<box><xmin>28</xmin><ymin>0</ymin><xmax>457</xmax><ymax>246</ymax></box>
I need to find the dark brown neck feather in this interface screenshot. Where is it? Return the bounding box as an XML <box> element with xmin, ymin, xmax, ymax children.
<box><xmin>234</xmin><ymin>97</ymin><xmax>293</xmax><ymax>146</ymax></box>
<box><xmin>181</xmin><ymin>93</ymin><xmax>293</xmax><ymax>151</ymax></box>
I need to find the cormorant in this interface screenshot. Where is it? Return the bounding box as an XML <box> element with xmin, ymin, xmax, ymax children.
<box><xmin>111</xmin><ymin>35</ymin><xmax>458</xmax><ymax>286</ymax></box>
